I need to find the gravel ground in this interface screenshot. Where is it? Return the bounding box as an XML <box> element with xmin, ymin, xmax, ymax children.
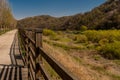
<box><xmin>0</xmin><ymin>30</ymin><xmax>17</xmax><ymax>65</ymax></box>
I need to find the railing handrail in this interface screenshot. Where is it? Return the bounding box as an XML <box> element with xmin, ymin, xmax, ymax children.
<box><xmin>39</xmin><ymin>47</ymin><xmax>79</xmax><ymax>80</ymax></box>
<box><xmin>18</xmin><ymin>27</ymin><xmax>79</xmax><ymax>80</ymax></box>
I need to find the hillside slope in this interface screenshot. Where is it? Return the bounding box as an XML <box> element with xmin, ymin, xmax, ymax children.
<box><xmin>17</xmin><ymin>0</ymin><xmax>120</xmax><ymax>30</ymax></box>
<box><xmin>17</xmin><ymin>15</ymin><xmax>70</xmax><ymax>30</ymax></box>
<box><xmin>63</xmin><ymin>0</ymin><xmax>120</xmax><ymax>30</ymax></box>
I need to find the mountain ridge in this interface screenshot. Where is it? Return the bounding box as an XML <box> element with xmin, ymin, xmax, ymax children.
<box><xmin>17</xmin><ymin>0</ymin><xmax>120</xmax><ymax>30</ymax></box>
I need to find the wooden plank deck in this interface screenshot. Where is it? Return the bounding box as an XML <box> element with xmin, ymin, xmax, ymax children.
<box><xmin>0</xmin><ymin>65</ymin><xmax>28</xmax><ymax>80</ymax></box>
<box><xmin>0</xmin><ymin>30</ymin><xmax>28</xmax><ymax>80</ymax></box>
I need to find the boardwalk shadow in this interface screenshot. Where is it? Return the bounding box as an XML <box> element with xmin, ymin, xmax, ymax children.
<box><xmin>9</xmin><ymin>33</ymin><xmax>25</xmax><ymax>66</ymax></box>
<box><xmin>0</xmin><ymin>64</ymin><xmax>28</xmax><ymax>80</ymax></box>
<box><xmin>0</xmin><ymin>32</ymin><xmax>28</xmax><ymax>80</ymax></box>
<box><xmin>0</xmin><ymin>64</ymin><xmax>23</xmax><ymax>80</ymax></box>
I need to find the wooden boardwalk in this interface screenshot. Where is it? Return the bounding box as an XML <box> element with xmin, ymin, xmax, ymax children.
<box><xmin>0</xmin><ymin>29</ymin><xmax>79</xmax><ymax>80</ymax></box>
<box><xmin>0</xmin><ymin>65</ymin><xmax>27</xmax><ymax>80</ymax></box>
<box><xmin>0</xmin><ymin>30</ymin><xmax>28</xmax><ymax>80</ymax></box>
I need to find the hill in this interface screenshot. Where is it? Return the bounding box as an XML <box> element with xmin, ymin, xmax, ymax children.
<box><xmin>17</xmin><ymin>15</ymin><xmax>70</xmax><ymax>30</ymax></box>
<box><xmin>17</xmin><ymin>0</ymin><xmax>120</xmax><ymax>30</ymax></box>
<box><xmin>63</xmin><ymin>0</ymin><xmax>120</xmax><ymax>30</ymax></box>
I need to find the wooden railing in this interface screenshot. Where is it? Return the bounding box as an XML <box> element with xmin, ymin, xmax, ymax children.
<box><xmin>18</xmin><ymin>28</ymin><xmax>79</xmax><ymax>80</ymax></box>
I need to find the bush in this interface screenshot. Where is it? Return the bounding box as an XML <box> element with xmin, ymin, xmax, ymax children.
<box><xmin>59</xmin><ymin>37</ymin><xmax>72</xmax><ymax>42</ymax></box>
<box><xmin>84</xmin><ymin>30</ymin><xmax>100</xmax><ymax>42</ymax></box>
<box><xmin>67</xmin><ymin>34</ymin><xmax>76</xmax><ymax>41</ymax></box>
<box><xmin>50</xmin><ymin>35</ymin><xmax>60</xmax><ymax>41</ymax></box>
<box><xmin>75</xmin><ymin>35</ymin><xmax>88</xmax><ymax>43</ymax></box>
<box><xmin>80</xmin><ymin>25</ymin><xmax>87</xmax><ymax>31</ymax></box>
<box><xmin>99</xmin><ymin>38</ymin><xmax>109</xmax><ymax>46</ymax></box>
<box><xmin>57</xmin><ymin>31</ymin><xmax>63</xmax><ymax>35</ymax></box>
<box><xmin>99</xmin><ymin>41</ymin><xmax>120</xmax><ymax>59</ymax></box>
<box><xmin>43</xmin><ymin>29</ymin><xmax>57</xmax><ymax>36</ymax></box>
<box><xmin>86</xmin><ymin>43</ymin><xmax>95</xmax><ymax>49</ymax></box>
<box><xmin>84</xmin><ymin>30</ymin><xmax>120</xmax><ymax>43</ymax></box>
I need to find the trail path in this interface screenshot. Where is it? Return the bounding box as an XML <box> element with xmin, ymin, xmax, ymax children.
<box><xmin>0</xmin><ymin>30</ymin><xmax>28</xmax><ymax>80</ymax></box>
<box><xmin>0</xmin><ymin>30</ymin><xmax>17</xmax><ymax>65</ymax></box>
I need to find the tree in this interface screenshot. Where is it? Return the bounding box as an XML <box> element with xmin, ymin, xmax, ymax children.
<box><xmin>0</xmin><ymin>0</ymin><xmax>16</xmax><ymax>30</ymax></box>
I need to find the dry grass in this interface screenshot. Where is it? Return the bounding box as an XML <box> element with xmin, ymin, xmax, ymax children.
<box><xmin>42</xmin><ymin>30</ymin><xmax>120</xmax><ymax>80</ymax></box>
<box><xmin>43</xmin><ymin>42</ymin><xmax>120</xmax><ymax>80</ymax></box>
<box><xmin>43</xmin><ymin>43</ymin><xmax>102</xmax><ymax>80</ymax></box>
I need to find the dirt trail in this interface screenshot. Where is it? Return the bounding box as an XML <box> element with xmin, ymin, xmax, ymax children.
<box><xmin>0</xmin><ymin>30</ymin><xmax>17</xmax><ymax>65</ymax></box>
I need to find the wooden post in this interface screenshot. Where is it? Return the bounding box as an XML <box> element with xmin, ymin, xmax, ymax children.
<box><xmin>27</xmin><ymin>30</ymin><xmax>31</xmax><ymax>80</ymax></box>
<box><xmin>35</xmin><ymin>28</ymin><xmax>43</xmax><ymax>80</ymax></box>
<box><xmin>35</xmin><ymin>28</ymin><xmax>42</xmax><ymax>48</ymax></box>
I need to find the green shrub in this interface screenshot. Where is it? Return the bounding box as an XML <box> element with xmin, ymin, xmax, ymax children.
<box><xmin>86</xmin><ymin>43</ymin><xmax>95</xmax><ymax>49</ymax></box>
<box><xmin>67</xmin><ymin>34</ymin><xmax>77</xmax><ymax>41</ymax></box>
<box><xmin>50</xmin><ymin>35</ymin><xmax>60</xmax><ymax>41</ymax></box>
<box><xmin>80</xmin><ymin>25</ymin><xmax>87</xmax><ymax>31</ymax></box>
<box><xmin>99</xmin><ymin>41</ymin><xmax>120</xmax><ymax>59</ymax></box>
<box><xmin>99</xmin><ymin>38</ymin><xmax>109</xmax><ymax>46</ymax></box>
<box><xmin>84</xmin><ymin>30</ymin><xmax>100</xmax><ymax>42</ymax></box>
<box><xmin>92</xmin><ymin>55</ymin><xmax>101</xmax><ymax>61</ymax></box>
<box><xmin>59</xmin><ymin>37</ymin><xmax>72</xmax><ymax>42</ymax></box>
<box><xmin>84</xmin><ymin>30</ymin><xmax>120</xmax><ymax>43</ymax></box>
<box><xmin>43</xmin><ymin>29</ymin><xmax>57</xmax><ymax>36</ymax></box>
<box><xmin>108</xmin><ymin>35</ymin><xmax>116</xmax><ymax>43</ymax></box>
<box><xmin>57</xmin><ymin>31</ymin><xmax>63</xmax><ymax>35</ymax></box>
<box><xmin>75</xmin><ymin>35</ymin><xmax>88</xmax><ymax>43</ymax></box>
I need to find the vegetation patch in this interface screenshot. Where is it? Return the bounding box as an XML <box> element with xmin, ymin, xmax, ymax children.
<box><xmin>44</xmin><ymin>39</ymin><xmax>85</xmax><ymax>50</ymax></box>
<box><xmin>43</xmin><ymin>29</ymin><xmax>120</xmax><ymax>80</ymax></box>
<box><xmin>84</xmin><ymin>30</ymin><xmax>120</xmax><ymax>43</ymax></box>
<box><xmin>43</xmin><ymin>29</ymin><xmax>57</xmax><ymax>36</ymax></box>
<box><xmin>0</xmin><ymin>29</ymin><xmax>10</xmax><ymax>35</ymax></box>
<box><xmin>43</xmin><ymin>59</ymin><xmax>61</xmax><ymax>80</ymax></box>
<box><xmin>99</xmin><ymin>41</ymin><xmax>120</xmax><ymax>59</ymax></box>
<box><xmin>75</xmin><ymin>35</ymin><xmax>88</xmax><ymax>43</ymax></box>
<box><xmin>92</xmin><ymin>55</ymin><xmax>101</xmax><ymax>61</ymax></box>
<box><xmin>113</xmin><ymin>60</ymin><xmax>120</xmax><ymax>65</ymax></box>
<box><xmin>43</xmin><ymin>29</ymin><xmax>120</xmax><ymax>60</ymax></box>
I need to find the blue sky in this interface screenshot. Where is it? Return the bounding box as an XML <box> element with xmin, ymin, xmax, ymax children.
<box><xmin>9</xmin><ymin>0</ymin><xmax>106</xmax><ymax>20</ymax></box>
